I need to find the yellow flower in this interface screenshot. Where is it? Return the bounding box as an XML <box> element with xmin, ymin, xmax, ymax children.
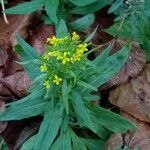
<box><xmin>72</xmin><ymin>32</ymin><xmax>80</xmax><ymax>41</ymax></box>
<box><xmin>77</xmin><ymin>43</ymin><xmax>88</xmax><ymax>52</ymax></box>
<box><xmin>46</xmin><ymin>36</ymin><xmax>59</xmax><ymax>45</ymax></box>
<box><xmin>40</xmin><ymin>64</ymin><xmax>48</xmax><ymax>72</ymax></box>
<box><xmin>53</xmin><ymin>75</ymin><xmax>62</xmax><ymax>85</ymax></box>
<box><xmin>43</xmin><ymin>80</ymin><xmax>50</xmax><ymax>88</ymax></box>
<box><xmin>61</xmin><ymin>52</ymin><xmax>70</xmax><ymax>64</ymax></box>
<box><xmin>43</xmin><ymin>53</ymin><xmax>50</xmax><ymax>61</ymax></box>
<box><xmin>52</xmin><ymin>51</ymin><xmax>62</xmax><ymax>60</ymax></box>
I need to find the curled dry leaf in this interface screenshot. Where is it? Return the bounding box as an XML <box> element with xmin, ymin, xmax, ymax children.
<box><xmin>95</xmin><ymin>39</ymin><xmax>146</xmax><ymax>90</ymax></box>
<box><xmin>109</xmin><ymin>64</ymin><xmax>150</xmax><ymax>122</ymax></box>
<box><xmin>0</xmin><ymin>10</ymin><xmax>41</xmax><ymax>96</ymax></box>
<box><xmin>29</xmin><ymin>24</ymin><xmax>55</xmax><ymax>54</ymax></box>
<box><xmin>105</xmin><ymin>112</ymin><xmax>150</xmax><ymax>150</ymax></box>
<box><xmin>3</xmin><ymin>71</ymin><xmax>30</xmax><ymax>98</ymax></box>
<box><xmin>0</xmin><ymin>12</ymin><xmax>41</xmax><ymax>48</ymax></box>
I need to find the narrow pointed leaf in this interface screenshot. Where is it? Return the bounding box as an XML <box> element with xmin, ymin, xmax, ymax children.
<box><xmin>62</xmin><ymin>79</ymin><xmax>69</xmax><ymax>114</ymax></box>
<box><xmin>56</xmin><ymin>19</ymin><xmax>68</xmax><ymax>38</ymax></box>
<box><xmin>71</xmin><ymin>88</ymin><xmax>96</xmax><ymax>133</ymax></box>
<box><xmin>34</xmin><ymin>104</ymin><xmax>63</xmax><ymax>150</ymax></box>
<box><xmin>87</xmin><ymin>104</ymin><xmax>137</xmax><ymax>133</ymax></box>
<box><xmin>0</xmin><ymin>89</ymin><xmax>46</xmax><ymax>121</ymax></box>
<box><xmin>45</xmin><ymin>0</ymin><xmax>59</xmax><ymax>23</ymax></box>
<box><xmin>4</xmin><ymin>0</ymin><xmax>44</xmax><ymax>14</ymax></box>
<box><xmin>69</xmin><ymin>0</ymin><xmax>97</xmax><ymax>6</ymax></box>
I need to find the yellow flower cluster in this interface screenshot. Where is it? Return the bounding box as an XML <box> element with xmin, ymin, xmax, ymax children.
<box><xmin>43</xmin><ymin>33</ymin><xmax>88</xmax><ymax>64</ymax></box>
<box><xmin>43</xmin><ymin>80</ymin><xmax>50</xmax><ymax>89</ymax></box>
<box><xmin>52</xmin><ymin>75</ymin><xmax>62</xmax><ymax>85</ymax></box>
<box><xmin>40</xmin><ymin>32</ymin><xmax>88</xmax><ymax>88</ymax></box>
<box><xmin>73</xmin><ymin>43</ymin><xmax>88</xmax><ymax>61</ymax></box>
<box><xmin>47</xmin><ymin>36</ymin><xmax>61</xmax><ymax>45</ymax></box>
<box><xmin>42</xmin><ymin>74</ymin><xmax>62</xmax><ymax>88</ymax></box>
<box><xmin>72</xmin><ymin>31</ymin><xmax>80</xmax><ymax>41</ymax></box>
<box><xmin>40</xmin><ymin>64</ymin><xmax>48</xmax><ymax>72</ymax></box>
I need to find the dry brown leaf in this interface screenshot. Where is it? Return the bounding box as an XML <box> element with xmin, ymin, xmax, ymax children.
<box><xmin>105</xmin><ymin>112</ymin><xmax>150</xmax><ymax>150</ymax></box>
<box><xmin>0</xmin><ymin>12</ymin><xmax>40</xmax><ymax>48</ymax></box>
<box><xmin>109</xmin><ymin>64</ymin><xmax>150</xmax><ymax>122</ymax></box>
<box><xmin>96</xmin><ymin>40</ymin><xmax>146</xmax><ymax>90</ymax></box>
<box><xmin>3</xmin><ymin>71</ymin><xmax>30</xmax><ymax>98</ymax></box>
<box><xmin>105</xmin><ymin>133</ymin><xmax>123</xmax><ymax>150</ymax></box>
<box><xmin>29</xmin><ymin>24</ymin><xmax>55</xmax><ymax>53</ymax></box>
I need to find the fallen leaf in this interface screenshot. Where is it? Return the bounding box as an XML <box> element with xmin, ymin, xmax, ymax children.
<box><xmin>105</xmin><ymin>112</ymin><xmax>150</xmax><ymax>150</ymax></box>
<box><xmin>29</xmin><ymin>24</ymin><xmax>55</xmax><ymax>53</ymax></box>
<box><xmin>3</xmin><ymin>71</ymin><xmax>30</xmax><ymax>98</ymax></box>
<box><xmin>109</xmin><ymin>64</ymin><xmax>150</xmax><ymax>122</ymax></box>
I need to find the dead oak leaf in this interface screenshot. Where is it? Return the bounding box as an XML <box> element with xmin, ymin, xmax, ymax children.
<box><xmin>109</xmin><ymin>64</ymin><xmax>150</xmax><ymax>122</ymax></box>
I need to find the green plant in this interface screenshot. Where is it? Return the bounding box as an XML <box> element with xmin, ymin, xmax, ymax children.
<box><xmin>106</xmin><ymin>0</ymin><xmax>150</xmax><ymax>60</ymax></box>
<box><xmin>3</xmin><ymin>0</ymin><xmax>113</xmax><ymax>31</ymax></box>
<box><xmin>0</xmin><ymin>20</ymin><xmax>136</xmax><ymax>150</ymax></box>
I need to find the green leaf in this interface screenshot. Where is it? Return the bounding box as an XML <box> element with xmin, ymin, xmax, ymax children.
<box><xmin>94</xmin><ymin>124</ymin><xmax>111</xmax><ymax>140</ymax></box>
<box><xmin>87</xmin><ymin>104</ymin><xmax>137</xmax><ymax>133</ymax></box>
<box><xmin>71</xmin><ymin>88</ymin><xmax>96</xmax><ymax>133</ymax></box>
<box><xmin>70</xmin><ymin>130</ymin><xmax>87</xmax><ymax>150</ymax></box>
<box><xmin>81</xmin><ymin>138</ymin><xmax>105</xmax><ymax>150</ymax></box>
<box><xmin>70</xmin><ymin>14</ymin><xmax>95</xmax><ymax>31</ymax></box>
<box><xmin>69</xmin><ymin>0</ymin><xmax>97</xmax><ymax>7</ymax></box>
<box><xmin>77</xmin><ymin>80</ymin><xmax>97</xmax><ymax>92</ymax></box>
<box><xmin>34</xmin><ymin>104</ymin><xmax>64</xmax><ymax>150</ymax></box>
<box><xmin>0</xmin><ymin>89</ymin><xmax>46</xmax><ymax>121</ymax></box>
<box><xmin>92</xmin><ymin>44</ymin><xmax>112</xmax><ymax>66</ymax></box>
<box><xmin>83</xmin><ymin>94</ymin><xmax>100</xmax><ymax>101</ymax></box>
<box><xmin>45</xmin><ymin>0</ymin><xmax>59</xmax><ymax>23</ymax></box>
<box><xmin>16</xmin><ymin>35</ymin><xmax>41</xmax><ymax>80</ymax></box>
<box><xmin>56</xmin><ymin>19</ymin><xmax>68</xmax><ymax>38</ymax></box>
<box><xmin>4</xmin><ymin>0</ymin><xmax>45</xmax><ymax>14</ymax></box>
<box><xmin>62</xmin><ymin>79</ymin><xmax>69</xmax><ymax>114</ymax></box>
<box><xmin>16</xmin><ymin>35</ymin><xmax>39</xmax><ymax>59</ymax></box>
<box><xmin>21</xmin><ymin>135</ymin><xmax>37</xmax><ymax>150</ymax></box>
<box><xmin>88</xmin><ymin>46</ymin><xmax>130</xmax><ymax>89</ymax></box>
<box><xmin>108</xmin><ymin>0</ymin><xmax>124</xmax><ymax>13</ymax></box>
<box><xmin>71</xmin><ymin>0</ymin><xmax>113</xmax><ymax>15</ymax></box>
<box><xmin>51</xmin><ymin>129</ymin><xmax>71</xmax><ymax>150</ymax></box>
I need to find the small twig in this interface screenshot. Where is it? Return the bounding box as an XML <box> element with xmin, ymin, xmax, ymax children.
<box><xmin>1</xmin><ymin>0</ymin><xmax>9</xmax><ymax>24</ymax></box>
